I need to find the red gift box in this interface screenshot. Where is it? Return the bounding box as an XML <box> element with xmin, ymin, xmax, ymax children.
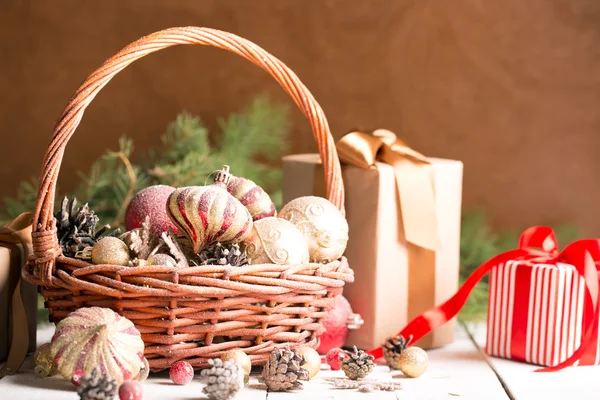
<box><xmin>486</xmin><ymin>259</ymin><xmax>598</xmax><ymax>366</ymax></box>
<box><xmin>366</xmin><ymin>226</ymin><xmax>600</xmax><ymax>372</ymax></box>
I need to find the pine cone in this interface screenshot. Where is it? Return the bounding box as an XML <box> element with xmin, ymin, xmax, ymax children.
<box><xmin>382</xmin><ymin>334</ymin><xmax>412</xmax><ymax>369</ymax></box>
<box><xmin>77</xmin><ymin>367</ymin><xmax>118</xmax><ymax>400</ymax></box>
<box><xmin>199</xmin><ymin>242</ymin><xmax>249</xmax><ymax>267</ymax></box>
<box><xmin>340</xmin><ymin>346</ymin><xmax>375</xmax><ymax>380</ymax></box>
<box><xmin>260</xmin><ymin>346</ymin><xmax>310</xmax><ymax>391</ymax></box>
<box><xmin>200</xmin><ymin>358</ymin><xmax>244</xmax><ymax>400</ymax></box>
<box><xmin>55</xmin><ymin>197</ymin><xmax>120</xmax><ymax>258</ymax></box>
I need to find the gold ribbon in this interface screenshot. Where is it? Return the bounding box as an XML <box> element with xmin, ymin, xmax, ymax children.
<box><xmin>0</xmin><ymin>213</ymin><xmax>33</xmax><ymax>378</ymax></box>
<box><xmin>336</xmin><ymin>129</ymin><xmax>439</xmax><ymax>250</ymax></box>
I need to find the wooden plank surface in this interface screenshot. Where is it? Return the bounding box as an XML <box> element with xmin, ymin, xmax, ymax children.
<box><xmin>0</xmin><ymin>323</ymin><xmax>509</xmax><ymax>399</ymax></box>
<box><xmin>467</xmin><ymin>323</ymin><xmax>600</xmax><ymax>400</ymax></box>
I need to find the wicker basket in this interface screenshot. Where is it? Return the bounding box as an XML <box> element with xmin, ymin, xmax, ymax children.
<box><xmin>22</xmin><ymin>27</ymin><xmax>353</xmax><ymax>371</ymax></box>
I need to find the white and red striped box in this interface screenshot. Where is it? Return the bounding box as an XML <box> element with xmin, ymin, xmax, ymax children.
<box><xmin>486</xmin><ymin>260</ymin><xmax>600</xmax><ymax>366</ymax></box>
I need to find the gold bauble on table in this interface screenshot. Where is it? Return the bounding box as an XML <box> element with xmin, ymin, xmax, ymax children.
<box><xmin>297</xmin><ymin>346</ymin><xmax>321</xmax><ymax>378</ymax></box>
<box><xmin>33</xmin><ymin>343</ymin><xmax>57</xmax><ymax>378</ymax></box>
<box><xmin>91</xmin><ymin>237</ymin><xmax>130</xmax><ymax>266</ymax></box>
<box><xmin>244</xmin><ymin>217</ymin><xmax>309</xmax><ymax>265</ymax></box>
<box><xmin>134</xmin><ymin>357</ymin><xmax>150</xmax><ymax>381</ymax></box>
<box><xmin>221</xmin><ymin>349</ymin><xmax>252</xmax><ymax>384</ymax></box>
<box><xmin>278</xmin><ymin>196</ymin><xmax>349</xmax><ymax>263</ymax></box>
<box><xmin>398</xmin><ymin>346</ymin><xmax>429</xmax><ymax>378</ymax></box>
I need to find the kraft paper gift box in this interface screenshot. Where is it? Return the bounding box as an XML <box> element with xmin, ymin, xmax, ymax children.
<box><xmin>0</xmin><ymin>213</ymin><xmax>37</xmax><ymax>366</ymax></box>
<box><xmin>282</xmin><ymin>129</ymin><xmax>463</xmax><ymax>349</ymax></box>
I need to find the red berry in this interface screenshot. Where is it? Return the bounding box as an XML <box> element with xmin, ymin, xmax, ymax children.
<box><xmin>125</xmin><ymin>185</ymin><xmax>179</xmax><ymax>234</ymax></box>
<box><xmin>169</xmin><ymin>361</ymin><xmax>194</xmax><ymax>385</ymax></box>
<box><xmin>326</xmin><ymin>348</ymin><xmax>345</xmax><ymax>370</ymax></box>
<box><xmin>119</xmin><ymin>380</ymin><xmax>143</xmax><ymax>400</ymax></box>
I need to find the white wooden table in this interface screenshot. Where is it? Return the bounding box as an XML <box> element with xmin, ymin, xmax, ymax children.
<box><xmin>1</xmin><ymin>323</ymin><xmax>598</xmax><ymax>399</ymax></box>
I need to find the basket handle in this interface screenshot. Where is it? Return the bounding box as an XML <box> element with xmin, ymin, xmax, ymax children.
<box><xmin>29</xmin><ymin>27</ymin><xmax>345</xmax><ymax>287</ymax></box>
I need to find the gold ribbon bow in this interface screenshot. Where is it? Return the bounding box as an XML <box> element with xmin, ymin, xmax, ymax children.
<box><xmin>0</xmin><ymin>213</ymin><xmax>33</xmax><ymax>378</ymax></box>
<box><xmin>336</xmin><ymin>129</ymin><xmax>439</xmax><ymax>250</ymax></box>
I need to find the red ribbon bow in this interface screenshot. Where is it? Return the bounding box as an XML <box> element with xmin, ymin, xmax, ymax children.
<box><xmin>367</xmin><ymin>226</ymin><xmax>600</xmax><ymax>372</ymax></box>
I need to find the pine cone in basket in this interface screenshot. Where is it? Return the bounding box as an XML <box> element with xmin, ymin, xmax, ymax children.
<box><xmin>198</xmin><ymin>242</ymin><xmax>249</xmax><ymax>267</ymax></box>
<box><xmin>340</xmin><ymin>346</ymin><xmax>375</xmax><ymax>380</ymax></box>
<box><xmin>77</xmin><ymin>367</ymin><xmax>118</xmax><ymax>400</ymax></box>
<box><xmin>260</xmin><ymin>346</ymin><xmax>310</xmax><ymax>391</ymax></box>
<box><xmin>382</xmin><ymin>334</ymin><xmax>413</xmax><ymax>370</ymax></box>
<box><xmin>55</xmin><ymin>197</ymin><xmax>120</xmax><ymax>258</ymax></box>
<box><xmin>200</xmin><ymin>358</ymin><xmax>244</xmax><ymax>400</ymax></box>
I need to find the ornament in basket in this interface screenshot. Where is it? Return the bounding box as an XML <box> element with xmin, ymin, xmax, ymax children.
<box><xmin>23</xmin><ymin>27</ymin><xmax>353</xmax><ymax>372</ymax></box>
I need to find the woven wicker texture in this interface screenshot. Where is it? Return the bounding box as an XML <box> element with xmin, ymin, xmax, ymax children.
<box><xmin>23</xmin><ymin>27</ymin><xmax>352</xmax><ymax>370</ymax></box>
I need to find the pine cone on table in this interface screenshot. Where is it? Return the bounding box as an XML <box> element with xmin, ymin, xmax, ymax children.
<box><xmin>382</xmin><ymin>334</ymin><xmax>412</xmax><ymax>369</ymax></box>
<box><xmin>340</xmin><ymin>346</ymin><xmax>375</xmax><ymax>380</ymax></box>
<box><xmin>200</xmin><ymin>358</ymin><xmax>244</xmax><ymax>400</ymax></box>
<box><xmin>77</xmin><ymin>367</ymin><xmax>118</xmax><ymax>400</ymax></box>
<box><xmin>55</xmin><ymin>197</ymin><xmax>120</xmax><ymax>258</ymax></box>
<box><xmin>260</xmin><ymin>346</ymin><xmax>310</xmax><ymax>391</ymax></box>
<box><xmin>199</xmin><ymin>242</ymin><xmax>249</xmax><ymax>267</ymax></box>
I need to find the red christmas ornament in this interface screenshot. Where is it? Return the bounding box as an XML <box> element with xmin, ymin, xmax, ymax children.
<box><xmin>317</xmin><ymin>295</ymin><xmax>362</xmax><ymax>354</ymax></box>
<box><xmin>125</xmin><ymin>185</ymin><xmax>178</xmax><ymax>234</ymax></box>
<box><xmin>326</xmin><ymin>348</ymin><xmax>345</xmax><ymax>370</ymax></box>
<box><xmin>227</xmin><ymin>176</ymin><xmax>276</xmax><ymax>221</ymax></box>
<box><xmin>169</xmin><ymin>361</ymin><xmax>194</xmax><ymax>385</ymax></box>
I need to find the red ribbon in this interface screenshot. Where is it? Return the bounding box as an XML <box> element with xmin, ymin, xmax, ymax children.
<box><xmin>366</xmin><ymin>226</ymin><xmax>600</xmax><ymax>372</ymax></box>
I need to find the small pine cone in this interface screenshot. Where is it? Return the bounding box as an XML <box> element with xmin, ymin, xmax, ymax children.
<box><xmin>340</xmin><ymin>346</ymin><xmax>375</xmax><ymax>380</ymax></box>
<box><xmin>260</xmin><ymin>346</ymin><xmax>310</xmax><ymax>391</ymax></box>
<box><xmin>55</xmin><ymin>197</ymin><xmax>120</xmax><ymax>258</ymax></box>
<box><xmin>77</xmin><ymin>367</ymin><xmax>118</xmax><ymax>400</ymax></box>
<box><xmin>382</xmin><ymin>334</ymin><xmax>412</xmax><ymax>369</ymax></box>
<box><xmin>200</xmin><ymin>358</ymin><xmax>244</xmax><ymax>400</ymax></box>
<box><xmin>199</xmin><ymin>242</ymin><xmax>249</xmax><ymax>267</ymax></box>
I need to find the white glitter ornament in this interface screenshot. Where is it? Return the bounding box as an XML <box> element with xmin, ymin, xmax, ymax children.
<box><xmin>244</xmin><ymin>217</ymin><xmax>309</xmax><ymax>265</ymax></box>
<box><xmin>50</xmin><ymin>307</ymin><xmax>145</xmax><ymax>385</ymax></box>
<box><xmin>278</xmin><ymin>196</ymin><xmax>349</xmax><ymax>263</ymax></box>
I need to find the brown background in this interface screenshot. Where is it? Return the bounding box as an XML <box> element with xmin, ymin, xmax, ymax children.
<box><xmin>1</xmin><ymin>0</ymin><xmax>600</xmax><ymax>235</ymax></box>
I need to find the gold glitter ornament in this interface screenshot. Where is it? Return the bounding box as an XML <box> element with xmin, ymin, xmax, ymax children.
<box><xmin>221</xmin><ymin>349</ymin><xmax>252</xmax><ymax>379</ymax></box>
<box><xmin>91</xmin><ymin>237</ymin><xmax>130</xmax><ymax>266</ymax></box>
<box><xmin>398</xmin><ymin>346</ymin><xmax>428</xmax><ymax>378</ymax></box>
<box><xmin>278</xmin><ymin>196</ymin><xmax>348</xmax><ymax>263</ymax></box>
<box><xmin>244</xmin><ymin>217</ymin><xmax>309</xmax><ymax>265</ymax></box>
<box><xmin>146</xmin><ymin>253</ymin><xmax>177</xmax><ymax>267</ymax></box>
<box><xmin>51</xmin><ymin>307</ymin><xmax>145</xmax><ymax>385</ymax></box>
<box><xmin>297</xmin><ymin>346</ymin><xmax>321</xmax><ymax>378</ymax></box>
<box><xmin>166</xmin><ymin>166</ymin><xmax>253</xmax><ymax>253</ymax></box>
<box><xmin>33</xmin><ymin>343</ymin><xmax>57</xmax><ymax>378</ymax></box>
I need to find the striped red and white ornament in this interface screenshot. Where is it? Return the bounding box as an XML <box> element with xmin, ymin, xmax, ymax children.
<box><xmin>227</xmin><ymin>176</ymin><xmax>276</xmax><ymax>221</ymax></box>
<box><xmin>166</xmin><ymin>166</ymin><xmax>254</xmax><ymax>253</ymax></box>
<box><xmin>50</xmin><ymin>307</ymin><xmax>145</xmax><ymax>385</ymax></box>
<box><xmin>486</xmin><ymin>260</ymin><xmax>599</xmax><ymax>367</ymax></box>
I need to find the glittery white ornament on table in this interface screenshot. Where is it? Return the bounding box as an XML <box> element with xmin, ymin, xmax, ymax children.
<box><xmin>50</xmin><ymin>307</ymin><xmax>145</xmax><ymax>385</ymax></box>
<box><xmin>278</xmin><ymin>196</ymin><xmax>349</xmax><ymax>263</ymax></box>
<box><xmin>244</xmin><ymin>217</ymin><xmax>309</xmax><ymax>265</ymax></box>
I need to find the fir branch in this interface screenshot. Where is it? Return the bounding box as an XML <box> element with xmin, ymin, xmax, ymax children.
<box><xmin>110</xmin><ymin>139</ymin><xmax>137</xmax><ymax>226</ymax></box>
